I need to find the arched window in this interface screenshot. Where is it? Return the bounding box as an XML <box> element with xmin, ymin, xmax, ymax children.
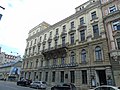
<box><xmin>70</xmin><ymin>51</ymin><xmax>75</xmax><ymax>64</ymax></box>
<box><xmin>95</xmin><ymin>46</ymin><xmax>102</xmax><ymax>61</ymax></box>
<box><xmin>81</xmin><ymin>49</ymin><xmax>86</xmax><ymax>63</ymax></box>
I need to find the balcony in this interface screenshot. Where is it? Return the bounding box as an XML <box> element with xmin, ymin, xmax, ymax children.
<box><xmin>40</xmin><ymin>63</ymin><xmax>79</xmax><ymax>69</ymax></box>
<box><xmin>90</xmin><ymin>17</ymin><xmax>99</xmax><ymax>24</ymax></box>
<box><xmin>77</xmin><ymin>24</ymin><xmax>87</xmax><ymax>31</ymax></box>
<box><xmin>103</xmin><ymin>10</ymin><xmax>120</xmax><ymax>20</ymax></box>
<box><xmin>110</xmin><ymin>50</ymin><xmax>120</xmax><ymax>61</ymax></box>
<box><xmin>61</xmin><ymin>31</ymin><xmax>67</xmax><ymax>37</ymax></box>
<box><xmin>42</xmin><ymin>44</ymin><xmax>68</xmax><ymax>59</ymax></box>
<box><xmin>48</xmin><ymin>36</ymin><xmax>52</xmax><ymax>42</ymax></box>
<box><xmin>54</xmin><ymin>35</ymin><xmax>59</xmax><ymax>40</ymax></box>
<box><xmin>68</xmin><ymin>27</ymin><xmax>76</xmax><ymax>34</ymax></box>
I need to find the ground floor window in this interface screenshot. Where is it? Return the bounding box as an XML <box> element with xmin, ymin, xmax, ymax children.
<box><xmin>39</xmin><ymin>72</ymin><xmax>42</xmax><ymax>81</ymax></box>
<box><xmin>70</xmin><ymin>71</ymin><xmax>75</xmax><ymax>83</ymax></box>
<box><xmin>52</xmin><ymin>71</ymin><xmax>55</xmax><ymax>82</ymax></box>
<box><xmin>45</xmin><ymin>72</ymin><xmax>48</xmax><ymax>82</ymax></box>
<box><xmin>61</xmin><ymin>71</ymin><xmax>64</xmax><ymax>82</ymax></box>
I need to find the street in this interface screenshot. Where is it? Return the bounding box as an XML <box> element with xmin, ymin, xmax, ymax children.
<box><xmin>0</xmin><ymin>81</ymin><xmax>37</xmax><ymax>90</ymax></box>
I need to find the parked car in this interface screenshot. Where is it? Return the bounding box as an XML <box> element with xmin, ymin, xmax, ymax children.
<box><xmin>17</xmin><ymin>79</ymin><xmax>32</xmax><ymax>86</ymax></box>
<box><xmin>30</xmin><ymin>81</ymin><xmax>47</xmax><ymax>89</ymax></box>
<box><xmin>89</xmin><ymin>85</ymin><xmax>120</xmax><ymax>90</ymax></box>
<box><xmin>51</xmin><ymin>83</ymin><xmax>76</xmax><ymax>90</ymax></box>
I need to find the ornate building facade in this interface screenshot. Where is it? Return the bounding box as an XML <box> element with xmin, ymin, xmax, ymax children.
<box><xmin>21</xmin><ymin>0</ymin><xmax>114</xmax><ymax>89</ymax></box>
<box><xmin>100</xmin><ymin>0</ymin><xmax>120</xmax><ymax>87</ymax></box>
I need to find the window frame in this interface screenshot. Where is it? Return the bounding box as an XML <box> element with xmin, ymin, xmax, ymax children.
<box><xmin>81</xmin><ymin>49</ymin><xmax>86</xmax><ymax>63</ymax></box>
<box><xmin>92</xmin><ymin>24</ymin><xmax>99</xmax><ymax>38</ymax></box>
<box><xmin>70</xmin><ymin>34</ymin><xmax>74</xmax><ymax>44</ymax></box>
<box><xmin>80</xmin><ymin>30</ymin><xmax>85</xmax><ymax>41</ymax></box>
<box><xmin>80</xmin><ymin>17</ymin><xmax>84</xmax><ymax>25</ymax></box>
<box><xmin>109</xmin><ymin>5</ymin><xmax>117</xmax><ymax>13</ymax></box>
<box><xmin>91</xmin><ymin>11</ymin><xmax>97</xmax><ymax>20</ymax></box>
<box><xmin>95</xmin><ymin>46</ymin><xmax>102</xmax><ymax>61</ymax></box>
<box><xmin>112</xmin><ymin>20</ymin><xmax>120</xmax><ymax>31</ymax></box>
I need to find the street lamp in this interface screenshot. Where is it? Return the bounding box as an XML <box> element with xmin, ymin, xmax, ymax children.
<box><xmin>0</xmin><ymin>5</ymin><xmax>5</xmax><ymax>20</ymax></box>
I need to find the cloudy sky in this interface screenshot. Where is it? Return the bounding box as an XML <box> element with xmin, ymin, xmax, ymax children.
<box><xmin>0</xmin><ymin>0</ymin><xmax>88</xmax><ymax>56</ymax></box>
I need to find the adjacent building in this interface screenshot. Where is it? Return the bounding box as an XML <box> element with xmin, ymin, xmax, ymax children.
<box><xmin>21</xmin><ymin>0</ymin><xmax>114</xmax><ymax>89</ymax></box>
<box><xmin>100</xmin><ymin>0</ymin><xmax>120</xmax><ymax>87</ymax></box>
<box><xmin>0</xmin><ymin>47</ymin><xmax>22</xmax><ymax>81</ymax></box>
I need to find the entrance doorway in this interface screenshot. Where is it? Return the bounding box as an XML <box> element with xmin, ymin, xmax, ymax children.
<box><xmin>96</xmin><ymin>70</ymin><xmax>107</xmax><ymax>85</ymax></box>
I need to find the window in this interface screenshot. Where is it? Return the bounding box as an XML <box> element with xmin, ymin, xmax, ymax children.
<box><xmin>28</xmin><ymin>72</ymin><xmax>31</xmax><ymax>79</ymax></box>
<box><xmin>30</xmin><ymin>61</ymin><xmax>33</xmax><ymax>68</ymax></box>
<box><xmin>50</xmin><ymin>31</ymin><xmax>52</xmax><ymax>37</ymax></box>
<box><xmin>29</xmin><ymin>48</ymin><xmax>31</xmax><ymax>55</ymax></box>
<box><xmin>82</xmin><ymin>70</ymin><xmax>87</xmax><ymax>84</ymax></box>
<box><xmin>48</xmin><ymin>42</ymin><xmax>51</xmax><ymax>49</ymax></box>
<box><xmin>35</xmin><ymin>59</ymin><xmax>38</xmax><ymax>68</ymax></box>
<box><xmin>46</xmin><ymin>59</ymin><xmax>49</xmax><ymax>66</ymax></box>
<box><xmin>26</xmin><ymin>61</ymin><xmax>29</xmax><ymax>68</ymax></box>
<box><xmin>61</xmin><ymin>71</ymin><xmax>64</xmax><ymax>82</ymax></box>
<box><xmin>25</xmin><ymin>49</ymin><xmax>27</xmax><ymax>55</ymax></box>
<box><xmin>23</xmin><ymin>62</ymin><xmax>25</xmax><ymax>68</ymax></box>
<box><xmin>109</xmin><ymin>5</ymin><xmax>117</xmax><ymax>13</ymax></box>
<box><xmin>33</xmin><ymin>47</ymin><xmax>35</xmax><ymax>53</ymax></box>
<box><xmin>40</xmin><ymin>36</ymin><xmax>42</xmax><ymax>42</ymax></box>
<box><xmin>43</xmin><ymin>44</ymin><xmax>45</xmax><ymax>50</ymax></box>
<box><xmin>44</xmin><ymin>34</ymin><xmax>47</xmax><ymax>40</ymax></box>
<box><xmin>112</xmin><ymin>21</ymin><xmax>120</xmax><ymax>30</ymax></box>
<box><xmin>80</xmin><ymin>17</ymin><xmax>84</xmax><ymax>25</ymax></box>
<box><xmin>34</xmin><ymin>39</ymin><xmax>36</xmax><ymax>44</ymax></box>
<box><xmin>70</xmin><ymin>71</ymin><xmax>75</xmax><ymax>83</ymax></box>
<box><xmin>52</xmin><ymin>71</ymin><xmax>55</xmax><ymax>82</ymax></box>
<box><xmin>55</xmin><ymin>39</ymin><xmax>58</xmax><ymax>48</ymax></box>
<box><xmin>95</xmin><ymin>46</ymin><xmax>102</xmax><ymax>61</ymax></box>
<box><xmin>34</xmin><ymin>72</ymin><xmax>36</xmax><ymax>81</ymax></box>
<box><xmin>39</xmin><ymin>72</ymin><xmax>42</xmax><ymax>81</ymax></box>
<box><xmin>63</xmin><ymin>25</ymin><xmax>66</xmax><ymax>32</ymax></box>
<box><xmin>71</xmin><ymin>21</ymin><xmax>74</xmax><ymax>29</ymax></box>
<box><xmin>81</xmin><ymin>49</ymin><xmax>86</xmax><ymax>63</ymax></box>
<box><xmin>45</xmin><ymin>72</ymin><xmax>48</xmax><ymax>82</ymax></box>
<box><xmin>27</xmin><ymin>42</ymin><xmax>29</xmax><ymax>47</ymax></box>
<box><xmin>41</xmin><ymin>61</ymin><xmax>43</xmax><ymax>67</ymax></box>
<box><xmin>30</xmin><ymin>41</ymin><xmax>32</xmax><ymax>46</ymax></box>
<box><xmin>62</xmin><ymin>37</ymin><xmax>66</xmax><ymax>47</ymax></box>
<box><xmin>93</xmin><ymin>24</ymin><xmax>99</xmax><ymax>38</ymax></box>
<box><xmin>70</xmin><ymin>51</ymin><xmax>75</xmax><ymax>64</ymax></box>
<box><xmin>80</xmin><ymin>30</ymin><xmax>85</xmax><ymax>41</ymax></box>
<box><xmin>116</xmin><ymin>38</ymin><xmax>120</xmax><ymax>49</ymax></box>
<box><xmin>53</xmin><ymin>57</ymin><xmax>57</xmax><ymax>65</ymax></box>
<box><xmin>38</xmin><ymin>45</ymin><xmax>40</xmax><ymax>52</ymax></box>
<box><xmin>61</xmin><ymin>54</ymin><xmax>65</xmax><ymax>64</ymax></box>
<box><xmin>56</xmin><ymin>28</ymin><xmax>59</xmax><ymax>35</ymax></box>
<box><xmin>91</xmin><ymin>11</ymin><xmax>97</xmax><ymax>20</ymax></box>
<box><xmin>25</xmin><ymin>72</ymin><xmax>27</xmax><ymax>79</ymax></box>
<box><xmin>70</xmin><ymin>34</ymin><xmax>74</xmax><ymax>44</ymax></box>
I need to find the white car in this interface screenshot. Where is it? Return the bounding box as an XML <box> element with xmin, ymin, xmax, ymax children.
<box><xmin>89</xmin><ymin>85</ymin><xmax>120</xmax><ymax>90</ymax></box>
<box><xmin>30</xmin><ymin>81</ymin><xmax>47</xmax><ymax>89</ymax></box>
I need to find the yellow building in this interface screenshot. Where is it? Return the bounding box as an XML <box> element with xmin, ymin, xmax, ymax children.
<box><xmin>21</xmin><ymin>0</ymin><xmax>114</xmax><ymax>89</ymax></box>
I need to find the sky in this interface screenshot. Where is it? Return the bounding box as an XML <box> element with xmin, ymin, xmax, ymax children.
<box><xmin>0</xmin><ymin>0</ymin><xmax>88</xmax><ymax>57</ymax></box>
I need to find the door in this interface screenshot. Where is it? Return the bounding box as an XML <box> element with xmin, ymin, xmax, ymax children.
<box><xmin>96</xmin><ymin>70</ymin><xmax>107</xmax><ymax>85</ymax></box>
